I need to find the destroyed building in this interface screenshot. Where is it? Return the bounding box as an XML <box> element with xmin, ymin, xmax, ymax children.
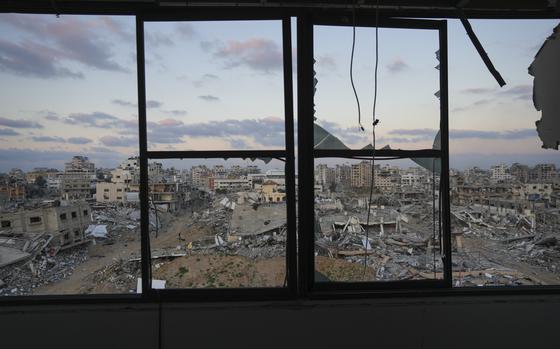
<box><xmin>0</xmin><ymin>201</ymin><xmax>91</xmax><ymax>267</ymax></box>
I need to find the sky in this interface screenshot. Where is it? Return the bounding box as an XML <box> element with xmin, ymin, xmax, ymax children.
<box><xmin>0</xmin><ymin>14</ymin><xmax>557</xmax><ymax>171</ymax></box>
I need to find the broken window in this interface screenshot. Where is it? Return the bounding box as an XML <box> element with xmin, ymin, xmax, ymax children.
<box><xmin>147</xmin><ymin>158</ymin><xmax>290</xmax><ymax>289</ymax></box>
<box><xmin>0</xmin><ymin>13</ymin><xmax>141</xmax><ymax>296</ymax></box>
<box><xmin>29</xmin><ymin>216</ymin><xmax>42</xmax><ymax>224</ymax></box>
<box><xmin>302</xmin><ymin>16</ymin><xmax>450</xmax><ymax>291</ymax></box>
<box><xmin>1</xmin><ymin>220</ymin><xmax>10</xmax><ymax>228</ymax></box>
<box><xmin>313</xmin><ymin>158</ymin><xmax>443</xmax><ymax>283</ymax></box>
<box><xmin>448</xmin><ymin>19</ymin><xmax>560</xmax><ymax>287</ymax></box>
<box><xmin>138</xmin><ymin>15</ymin><xmax>296</xmax><ymax>293</ymax></box>
<box><xmin>313</xmin><ymin>25</ymin><xmax>441</xmax><ymax>151</ymax></box>
<box><xmin>0</xmin><ymin>10</ymin><xmax>555</xmax><ymax>300</ymax></box>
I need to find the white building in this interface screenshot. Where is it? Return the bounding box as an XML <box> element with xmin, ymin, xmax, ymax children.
<box><xmin>212</xmin><ymin>178</ymin><xmax>251</xmax><ymax>192</ymax></box>
<box><xmin>491</xmin><ymin>164</ymin><xmax>512</xmax><ymax>183</ymax></box>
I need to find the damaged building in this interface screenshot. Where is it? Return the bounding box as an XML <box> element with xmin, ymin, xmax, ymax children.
<box><xmin>0</xmin><ymin>201</ymin><xmax>91</xmax><ymax>267</ymax></box>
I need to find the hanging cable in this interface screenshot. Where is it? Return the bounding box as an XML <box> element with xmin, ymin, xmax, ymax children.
<box><xmin>432</xmin><ymin>158</ymin><xmax>437</xmax><ymax>278</ymax></box>
<box><xmin>363</xmin><ymin>0</ymin><xmax>380</xmax><ymax>274</ymax></box>
<box><xmin>350</xmin><ymin>0</ymin><xmax>364</xmax><ymax>131</ymax></box>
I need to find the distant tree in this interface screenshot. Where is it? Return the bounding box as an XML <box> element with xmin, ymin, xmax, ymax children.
<box><xmin>35</xmin><ymin>175</ymin><xmax>47</xmax><ymax>188</ymax></box>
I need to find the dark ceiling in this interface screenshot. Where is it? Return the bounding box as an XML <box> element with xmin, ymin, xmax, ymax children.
<box><xmin>0</xmin><ymin>0</ymin><xmax>558</xmax><ymax>18</ymax></box>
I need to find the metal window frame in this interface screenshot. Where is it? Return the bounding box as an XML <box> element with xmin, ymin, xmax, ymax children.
<box><xmin>136</xmin><ymin>14</ymin><xmax>298</xmax><ymax>301</ymax></box>
<box><xmin>3</xmin><ymin>9</ymin><xmax>560</xmax><ymax>306</ymax></box>
<box><xmin>297</xmin><ymin>14</ymin><xmax>452</xmax><ymax>297</ymax></box>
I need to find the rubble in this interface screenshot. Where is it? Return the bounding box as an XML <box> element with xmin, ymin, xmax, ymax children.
<box><xmin>0</xmin><ymin>245</ymin><xmax>89</xmax><ymax>296</ymax></box>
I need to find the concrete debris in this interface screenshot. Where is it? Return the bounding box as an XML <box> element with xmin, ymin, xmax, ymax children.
<box><xmin>136</xmin><ymin>278</ymin><xmax>166</xmax><ymax>293</ymax></box>
<box><xmin>0</xmin><ymin>245</ymin><xmax>89</xmax><ymax>296</ymax></box>
<box><xmin>85</xmin><ymin>225</ymin><xmax>108</xmax><ymax>238</ymax></box>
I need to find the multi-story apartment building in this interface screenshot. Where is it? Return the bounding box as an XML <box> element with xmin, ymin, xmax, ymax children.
<box><xmin>490</xmin><ymin>163</ymin><xmax>512</xmax><ymax>183</ymax></box>
<box><xmin>335</xmin><ymin>164</ymin><xmax>352</xmax><ymax>187</ymax></box>
<box><xmin>315</xmin><ymin>164</ymin><xmax>335</xmax><ymax>188</ymax></box>
<box><xmin>351</xmin><ymin>161</ymin><xmax>373</xmax><ymax>188</ymax></box>
<box><xmin>61</xmin><ymin>156</ymin><xmax>95</xmax><ymax>200</ymax></box>
<box><xmin>191</xmin><ymin>165</ymin><xmax>212</xmax><ymax>189</ymax></box>
<box><xmin>529</xmin><ymin>163</ymin><xmax>557</xmax><ymax>183</ymax></box>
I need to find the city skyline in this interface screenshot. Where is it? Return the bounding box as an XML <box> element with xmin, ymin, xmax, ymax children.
<box><xmin>0</xmin><ymin>15</ymin><xmax>558</xmax><ymax>171</ymax></box>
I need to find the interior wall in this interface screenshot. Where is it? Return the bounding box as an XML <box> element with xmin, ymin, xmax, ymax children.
<box><xmin>2</xmin><ymin>295</ymin><xmax>559</xmax><ymax>349</ymax></box>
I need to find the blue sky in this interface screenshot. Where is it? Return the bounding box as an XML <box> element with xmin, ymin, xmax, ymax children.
<box><xmin>0</xmin><ymin>14</ymin><xmax>557</xmax><ymax>171</ymax></box>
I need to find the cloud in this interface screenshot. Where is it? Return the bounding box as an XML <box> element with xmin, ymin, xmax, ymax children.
<box><xmin>147</xmin><ymin>116</ymin><xmax>285</xmax><ymax>146</ymax></box>
<box><xmin>317</xmin><ymin>120</ymin><xmax>369</xmax><ymax>146</ymax></box>
<box><xmin>199</xmin><ymin>95</ymin><xmax>220</xmax><ymax>102</ymax></box>
<box><xmin>229</xmin><ymin>138</ymin><xmax>249</xmax><ymax>148</ymax></box>
<box><xmin>193</xmin><ymin>73</ymin><xmax>219</xmax><ymax>88</ymax></box>
<box><xmin>0</xmin><ymin>39</ymin><xmax>84</xmax><ymax>79</ymax></box>
<box><xmin>0</xmin><ymin>128</ymin><xmax>19</xmax><ymax>136</ymax></box>
<box><xmin>452</xmin><ymin>99</ymin><xmax>491</xmax><ymax>112</ymax></box>
<box><xmin>0</xmin><ymin>14</ymin><xmax>130</xmax><ymax>77</ymax></box>
<box><xmin>0</xmin><ymin>147</ymin><xmax>125</xmax><ymax>171</ymax></box>
<box><xmin>200</xmin><ymin>40</ymin><xmax>219</xmax><ymax>52</ymax></box>
<box><xmin>176</xmin><ymin>23</ymin><xmax>195</xmax><ymax>38</ymax></box>
<box><xmin>157</xmin><ymin>118</ymin><xmax>183</xmax><ymax>127</ymax></box>
<box><xmin>32</xmin><ymin>136</ymin><xmax>66</xmax><ymax>142</ymax></box>
<box><xmin>67</xmin><ymin>137</ymin><xmax>93</xmax><ymax>144</ymax></box>
<box><xmin>163</xmin><ymin>110</ymin><xmax>188</xmax><ymax>116</ymax></box>
<box><xmin>0</xmin><ymin>116</ymin><xmax>43</xmax><ymax>128</ymax></box>
<box><xmin>389</xmin><ymin>128</ymin><xmax>437</xmax><ymax>137</ymax></box>
<box><xmin>498</xmin><ymin>84</ymin><xmax>532</xmax><ymax>100</ymax></box>
<box><xmin>96</xmin><ymin>17</ymin><xmax>134</xmax><ymax>41</ymax></box>
<box><xmin>88</xmin><ymin>146</ymin><xmax>114</xmax><ymax>153</ymax></box>
<box><xmin>145</xmin><ymin>31</ymin><xmax>174</xmax><ymax>48</ymax></box>
<box><xmin>452</xmin><ymin>129</ymin><xmax>536</xmax><ymax>139</ymax></box>
<box><xmin>461</xmin><ymin>87</ymin><xmax>495</xmax><ymax>94</ymax></box>
<box><xmin>65</xmin><ymin>112</ymin><xmax>122</xmax><ymax>128</ymax></box>
<box><xmin>112</xmin><ymin>99</ymin><xmax>137</xmax><ymax>107</ymax></box>
<box><xmin>146</xmin><ymin>100</ymin><xmax>162</xmax><ymax>109</ymax></box>
<box><xmin>99</xmin><ymin>135</ymin><xmax>138</xmax><ymax>147</ymax></box>
<box><xmin>44</xmin><ymin>115</ymin><xmax>59</xmax><ymax>121</ymax></box>
<box><xmin>213</xmin><ymin>38</ymin><xmax>283</xmax><ymax>73</ymax></box>
<box><xmin>387</xmin><ymin>128</ymin><xmax>536</xmax><ymax>140</ymax></box>
<box><xmin>386</xmin><ymin>59</ymin><xmax>409</xmax><ymax>73</ymax></box>
<box><xmin>316</xmin><ymin>55</ymin><xmax>336</xmax><ymax>69</ymax></box>
<box><xmin>0</xmin><ymin>147</ymin><xmax>75</xmax><ymax>171</ymax></box>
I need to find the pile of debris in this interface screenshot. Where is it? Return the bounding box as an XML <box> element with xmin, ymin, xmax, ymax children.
<box><xmin>315</xmin><ymin>204</ymin><xmax>442</xmax><ymax>282</ymax></box>
<box><xmin>89</xmin><ymin>205</ymin><xmax>163</xmax><ymax>242</ymax></box>
<box><xmin>84</xmin><ymin>258</ymin><xmax>141</xmax><ymax>293</ymax></box>
<box><xmin>0</xmin><ymin>245</ymin><xmax>89</xmax><ymax>296</ymax></box>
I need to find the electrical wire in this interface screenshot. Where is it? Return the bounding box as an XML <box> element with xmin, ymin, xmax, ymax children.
<box><xmin>432</xmin><ymin>158</ymin><xmax>436</xmax><ymax>278</ymax></box>
<box><xmin>363</xmin><ymin>0</ymin><xmax>380</xmax><ymax>275</ymax></box>
<box><xmin>350</xmin><ymin>1</ymin><xmax>364</xmax><ymax>131</ymax></box>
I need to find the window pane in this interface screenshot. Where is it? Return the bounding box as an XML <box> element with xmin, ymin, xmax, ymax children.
<box><xmin>313</xmin><ymin>25</ymin><xmax>440</xmax><ymax>151</ymax></box>
<box><xmin>144</xmin><ymin>20</ymin><xmax>286</xmax><ymax>151</ymax></box>
<box><xmin>0</xmin><ymin>14</ymin><xmax>140</xmax><ymax>296</ymax></box>
<box><xmin>148</xmin><ymin>158</ymin><xmax>288</xmax><ymax>289</ymax></box>
<box><xmin>314</xmin><ymin>157</ymin><xmax>443</xmax><ymax>283</ymax></box>
<box><xmin>449</xmin><ymin>19</ymin><xmax>560</xmax><ymax>287</ymax></box>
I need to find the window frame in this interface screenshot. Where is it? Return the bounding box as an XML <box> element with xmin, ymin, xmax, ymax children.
<box><xmin>297</xmin><ymin>14</ymin><xmax>452</xmax><ymax>296</ymax></box>
<box><xmin>2</xmin><ymin>9</ymin><xmax>560</xmax><ymax>305</ymax></box>
<box><xmin>136</xmin><ymin>13</ymin><xmax>298</xmax><ymax>301</ymax></box>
